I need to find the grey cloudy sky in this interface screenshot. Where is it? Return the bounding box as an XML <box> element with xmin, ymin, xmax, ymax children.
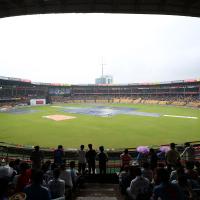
<box><xmin>0</xmin><ymin>14</ymin><xmax>200</xmax><ymax>84</ymax></box>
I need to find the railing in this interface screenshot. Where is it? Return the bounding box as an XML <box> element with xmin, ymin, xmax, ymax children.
<box><xmin>1</xmin><ymin>141</ymin><xmax>200</xmax><ymax>174</ymax></box>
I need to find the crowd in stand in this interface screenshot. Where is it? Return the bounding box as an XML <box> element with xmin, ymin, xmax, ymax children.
<box><xmin>0</xmin><ymin>142</ymin><xmax>200</xmax><ymax>200</ymax></box>
<box><xmin>119</xmin><ymin>143</ymin><xmax>200</xmax><ymax>200</ymax></box>
<box><xmin>49</xmin><ymin>94</ymin><xmax>200</xmax><ymax>104</ymax></box>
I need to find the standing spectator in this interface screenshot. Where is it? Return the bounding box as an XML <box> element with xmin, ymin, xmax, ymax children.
<box><xmin>48</xmin><ymin>168</ymin><xmax>65</xmax><ymax>199</ymax></box>
<box><xmin>97</xmin><ymin>146</ymin><xmax>108</xmax><ymax>175</ymax></box>
<box><xmin>54</xmin><ymin>145</ymin><xmax>64</xmax><ymax>166</ymax></box>
<box><xmin>165</xmin><ymin>143</ymin><xmax>180</xmax><ymax>171</ymax></box>
<box><xmin>180</xmin><ymin>142</ymin><xmax>195</xmax><ymax>162</ymax></box>
<box><xmin>86</xmin><ymin>144</ymin><xmax>97</xmax><ymax>174</ymax></box>
<box><xmin>78</xmin><ymin>145</ymin><xmax>86</xmax><ymax>175</ymax></box>
<box><xmin>24</xmin><ymin>170</ymin><xmax>51</xmax><ymax>200</ymax></box>
<box><xmin>120</xmin><ymin>149</ymin><xmax>132</xmax><ymax>171</ymax></box>
<box><xmin>30</xmin><ymin>146</ymin><xmax>44</xmax><ymax>169</ymax></box>
<box><xmin>149</xmin><ymin>148</ymin><xmax>158</xmax><ymax>170</ymax></box>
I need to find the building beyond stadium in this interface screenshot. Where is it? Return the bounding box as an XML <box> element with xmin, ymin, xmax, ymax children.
<box><xmin>0</xmin><ymin>76</ymin><xmax>200</xmax><ymax>107</ymax></box>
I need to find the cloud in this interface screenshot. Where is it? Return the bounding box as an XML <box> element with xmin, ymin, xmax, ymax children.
<box><xmin>0</xmin><ymin>14</ymin><xmax>200</xmax><ymax>84</ymax></box>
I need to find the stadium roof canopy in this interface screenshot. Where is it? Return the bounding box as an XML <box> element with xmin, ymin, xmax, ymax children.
<box><xmin>0</xmin><ymin>0</ymin><xmax>200</xmax><ymax>18</ymax></box>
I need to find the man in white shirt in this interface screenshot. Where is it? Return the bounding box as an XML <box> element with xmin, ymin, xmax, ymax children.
<box><xmin>126</xmin><ymin>167</ymin><xmax>150</xmax><ymax>200</ymax></box>
<box><xmin>78</xmin><ymin>145</ymin><xmax>86</xmax><ymax>175</ymax></box>
<box><xmin>59</xmin><ymin>164</ymin><xmax>73</xmax><ymax>188</ymax></box>
<box><xmin>48</xmin><ymin>168</ymin><xmax>65</xmax><ymax>199</ymax></box>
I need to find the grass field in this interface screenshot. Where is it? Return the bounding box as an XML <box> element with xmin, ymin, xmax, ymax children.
<box><xmin>0</xmin><ymin>103</ymin><xmax>200</xmax><ymax>149</ymax></box>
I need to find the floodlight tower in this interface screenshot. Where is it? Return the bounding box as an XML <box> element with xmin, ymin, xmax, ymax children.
<box><xmin>101</xmin><ymin>57</ymin><xmax>106</xmax><ymax>78</ymax></box>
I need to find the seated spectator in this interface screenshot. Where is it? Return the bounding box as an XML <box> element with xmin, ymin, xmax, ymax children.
<box><xmin>169</xmin><ymin>163</ymin><xmax>185</xmax><ymax>182</ymax></box>
<box><xmin>97</xmin><ymin>146</ymin><xmax>108</xmax><ymax>175</ymax></box>
<box><xmin>152</xmin><ymin>168</ymin><xmax>185</xmax><ymax>200</ymax></box>
<box><xmin>119</xmin><ymin>165</ymin><xmax>130</xmax><ymax>194</ymax></box>
<box><xmin>175</xmin><ymin>174</ymin><xmax>194</xmax><ymax>200</ymax></box>
<box><xmin>13</xmin><ymin>159</ymin><xmax>21</xmax><ymax>174</ymax></box>
<box><xmin>0</xmin><ymin>161</ymin><xmax>16</xmax><ymax>181</ymax></box>
<box><xmin>59</xmin><ymin>163</ymin><xmax>73</xmax><ymax>189</ymax></box>
<box><xmin>194</xmin><ymin>161</ymin><xmax>200</xmax><ymax>176</ymax></box>
<box><xmin>126</xmin><ymin>167</ymin><xmax>150</xmax><ymax>200</ymax></box>
<box><xmin>120</xmin><ymin>149</ymin><xmax>132</xmax><ymax>171</ymax></box>
<box><xmin>48</xmin><ymin>168</ymin><xmax>65</xmax><ymax>199</ymax></box>
<box><xmin>24</xmin><ymin>169</ymin><xmax>51</xmax><ymax>200</ymax></box>
<box><xmin>0</xmin><ymin>177</ymin><xmax>9</xmax><ymax>200</ymax></box>
<box><xmin>141</xmin><ymin>162</ymin><xmax>153</xmax><ymax>182</ymax></box>
<box><xmin>41</xmin><ymin>160</ymin><xmax>52</xmax><ymax>186</ymax></box>
<box><xmin>67</xmin><ymin>161</ymin><xmax>80</xmax><ymax>189</ymax></box>
<box><xmin>185</xmin><ymin>161</ymin><xmax>199</xmax><ymax>181</ymax></box>
<box><xmin>14</xmin><ymin>162</ymin><xmax>31</xmax><ymax>193</ymax></box>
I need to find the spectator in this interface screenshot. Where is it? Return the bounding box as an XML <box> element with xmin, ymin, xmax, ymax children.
<box><xmin>48</xmin><ymin>168</ymin><xmax>65</xmax><ymax>199</ymax></box>
<box><xmin>141</xmin><ymin>162</ymin><xmax>153</xmax><ymax>182</ymax></box>
<box><xmin>97</xmin><ymin>146</ymin><xmax>108</xmax><ymax>175</ymax></box>
<box><xmin>0</xmin><ymin>161</ymin><xmax>16</xmax><ymax>181</ymax></box>
<box><xmin>194</xmin><ymin>161</ymin><xmax>200</xmax><ymax>176</ymax></box>
<box><xmin>42</xmin><ymin>160</ymin><xmax>52</xmax><ymax>186</ymax></box>
<box><xmin>30</xmin><ymin>146</ymin><xmax>44</xmax><ymax>169</ymax></box>
<box><xmin>120</xmin><ymin>149</ymin><xmax>132</xmax><ymax>171</ymax></box>
<box><xmin>169</xmin><ymin>163</ymin><xmax>185</xmax><ymax>182</ymax></box>
<box><xmin>149</xmin><ymin>148</ymin><xmax>158</xmax><ymax>170</ymax></box>
<box><xmin>0</xmin><ymin>177</ymin><xmax>9</xmax><ymax>200</ymax></box>
<box><xmin>24</xmin><ymin>169</ymin><xmax>51</xmax><ymax>200</ymax></box>
<box><xmin>126</xmin><ymin>167</ymin><xmax>150</xmax><ymax>200</ymax></box>
<box><xmin>119</xmin><ymin>165</ymin><xmax>130</xmax><ymax>194</ymax></box>
<box><xmin>152</xmin><ymin>168</ymin><xmax>184</xmax><ymax>200</ymax></box>
<box><xmin>165</xmin><ymin>143</ymin><xmax>180</xmax><ymax>171</ymax></box>
<box><xmin>174</xmin><ymin>174</ymin><xmax>194</xmax><ymax>200</ymax></box>
<box><xmin>59</xmin><ymin>163</ymin><xmax>73</xmax><ymax>189</ymax></box>
<box><xmin>54</xmin><ymin>145</ymin><xmax>64</xmax><ymax>166</ymax></box>
<box><xmin>86</xmin><ymin>144</ymin><xmax>97</xmax><ymax>174</ymax></box>
<box><xmin>78</xmin><ymin>145</ymin><xmax>86</xmax><ymax>175</ymax></box>
<box><xmin>13</xmin><ymin>159</ymin><xmax>21</xmax><ymax>174</ymax></box>
<box><xmin>180</xmin><ymin>142</ymin><xmax>195</xmax><ymax>162</ymax></box>
<box><xmin>68</xmin><ymin>161</ymin><xmax>81</xmax><ymax>190</ymax></box>
<box><xmin>185</xmin><ymin>161</ymin><xmax>199</xmax><ymax>182</ymax></box>
<box><xmin>15</xmin><ymin>162</ymin><xmax>31</xmax><ymax>193</ymax></box>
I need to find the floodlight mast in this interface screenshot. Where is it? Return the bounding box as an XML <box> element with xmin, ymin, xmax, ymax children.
<box><xmin>101</xmin><ymin>57</ymin><xmax>106</xmax><ymax>77</ymax></box>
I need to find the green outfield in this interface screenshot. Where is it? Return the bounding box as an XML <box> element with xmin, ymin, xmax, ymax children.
<box><xmin>0</xmin><ymin>103</ymin><xmax>200</xmax><ymax>149</ymax></box>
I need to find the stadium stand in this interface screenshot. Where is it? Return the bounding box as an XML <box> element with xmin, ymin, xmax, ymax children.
<box><xmin>0</xmin><ymin>142</ymin><xmax>200</xmax><ymax>200</ymax></box>
<box><xmin>0</xmin><ymin>76</ymin><xmax>200</xmax><ymax>108</ymax></box>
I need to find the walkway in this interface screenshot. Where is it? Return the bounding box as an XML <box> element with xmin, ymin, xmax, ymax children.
<box><xmin>75</xmin><ymin>183</ymin><xmax>125</xmax><ymax>200</ymax></box>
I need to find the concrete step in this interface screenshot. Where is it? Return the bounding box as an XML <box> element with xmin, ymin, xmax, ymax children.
<box><xmin>75</xmin><ymin>183</ymin><xmax>124</xmax><ymax>200</ymax></box>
